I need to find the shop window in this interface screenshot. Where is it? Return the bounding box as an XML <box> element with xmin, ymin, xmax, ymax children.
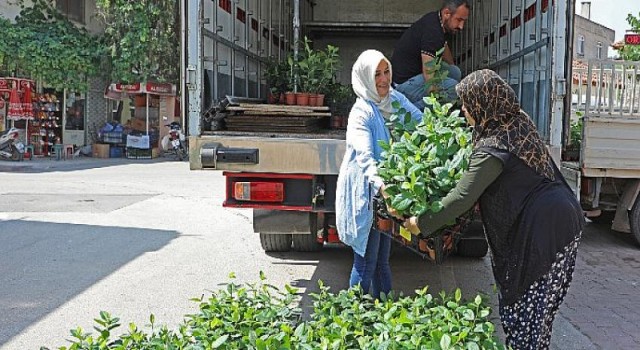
<box><xmin>577</xmin><ymin>35</ymin><xmax>585</xmax><ymax>56</ymax></box>
<box><xmin>56</xmin><ymin>0</ymin><xmax>85</xmax><ymax>24</ymax></box>
<box><xmin>65</xmin><ymin>91</ymin><xmax>85</xmax><ymax>130</ymax></box>
<box><xmin>596</xmin><ymin>41</ymin><xmax>603</xmax><ymax>59</ymax></box>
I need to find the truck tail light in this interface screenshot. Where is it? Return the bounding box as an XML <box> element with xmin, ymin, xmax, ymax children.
<box><xmin>234</xmin><ymin>182</ymin><xmax>284</xmax><ymax>202</ymax></box>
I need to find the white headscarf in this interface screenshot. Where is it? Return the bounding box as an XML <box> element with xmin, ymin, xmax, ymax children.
<box><xmin>351</xmin><ymin>49</ymin><xmax>394</xmax><ymax>118</ymax></box>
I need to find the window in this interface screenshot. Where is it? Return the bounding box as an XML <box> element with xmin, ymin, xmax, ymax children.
<box><xmin>596</xmin><ymin>41</ymin><xmax>603</xmax><ymax>59</ymax></box>
<box><xmin>577</xmin><ymin>35</ymin><xmax>585</xmax><ymax>56</ymax></box>
<box><xmin>56</xmin><ymin>0</ymin><xmax>85</xmax><ymax>24</ymax></box>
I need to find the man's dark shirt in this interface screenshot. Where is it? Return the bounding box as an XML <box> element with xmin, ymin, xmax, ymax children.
<box><xmin>391</xmin><ymin>11</ymin><xmax>450</xmax><ymax>84</ymax></box>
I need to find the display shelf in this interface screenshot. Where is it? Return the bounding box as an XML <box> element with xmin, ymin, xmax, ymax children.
<box><xmin>28</xmin><ymin>92</ymin><xmax>62</xmax><ymax>156</ymax></box>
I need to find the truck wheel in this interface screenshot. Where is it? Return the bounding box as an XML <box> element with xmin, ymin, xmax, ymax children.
<box><xmin>292</xmin><ymin>213</ymin><xmax>323</xmax><ymax>252</ymax></box>
<box><xmin>630</xmin><ymin>196</ymin><xmax>640</xmax><ymax>246</ymax></box>
<box><xmin>259</xmin><ymin>233</ymin><xmax>292</xmax><ymax>252</ymax></box>
<box><xmin>456</xmin><ymin>221</ymin><xmax>488</xmax><ymax>258</ymax></box>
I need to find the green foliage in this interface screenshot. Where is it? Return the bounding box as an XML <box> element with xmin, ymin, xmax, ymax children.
<box><xmin>0</xmin><ymin>0</ymin><xmax>103</xmax><ymax>91</ymax></box>
<box><xmin>264</xmin><ymin>58</ymin><xmax>289</xmax><ymax>95</ymax></box>
<box><xmin>570</xmin><ymin>118</ymin><xmax>583</xmax><ymax>149</ymax></box>
<box><xmin>299</xmin><ymin>283</ymin><xmax>505</xmax><ymax>349</ymax></box>
<box><xmin>616</xmin><ymin>12</ymin><xmax>640</xmax><ymax>61</ymax></box>
<box><xmin>424</xmin><ymin>47</ymin><xmax>453</xmax><ymax>104</ymax></box>
<box><xmin>95</xmin><ymin>0</ymin><xmax>179</xmax><ymax>84</ymax></box>
<box><xmin>378</xmin><ymin>96</ymin><xmax>472</xmax><ymax>218</ymax></box>
<box><xmin>47</xmin><ymin>275</ymin><xmax>505</xmax><ymax>349</ymax></box>
<box><xmin>294</xmin><ymin>37</ymin><xmax>342</xmax><ymax>94</ymax></box>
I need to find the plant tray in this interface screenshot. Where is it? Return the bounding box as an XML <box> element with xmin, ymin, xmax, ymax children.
<box><xmin>126</xmin><ymin>147</ymin><xmax>152</xmax><ymax>159</ymax></box>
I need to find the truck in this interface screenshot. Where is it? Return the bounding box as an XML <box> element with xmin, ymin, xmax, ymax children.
<box><xmin>182</xmin><ymin>0</ymin><xmax>640</xmax><ymax>254</ymax></box>
<box><xmin>565</xmin><ymin>59</ymin><xmax>640</xmax><ymax>244</ymax></box>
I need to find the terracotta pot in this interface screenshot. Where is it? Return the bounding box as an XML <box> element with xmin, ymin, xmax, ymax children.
<box><xmin>331</xmin><ymin>115</ymin><xmax>343</xmax><ymax>129</ymax></box>
<box><xmin>296</xmin><ymin>92</ymin><xmax>310</xmax><ymax>106</ymax></box>
<box><xmin>284</xmin><ymin>92</ymin><xmax>296</xmax><ymax>105</ymax></box>
<box><xmin>268</xmin><ymin>92</ymin><xmax>279</xmax><ymax>104</ymax></box>
<box><xmin>308</xmin><ymin>94</ymin><xmax>318</xmax><ymax>106</ymax></box>
<box><xmin>315</xmin><ymin>94</ymin><xmax>325</xmax><ymax>106</ymax></box>
<box><xmin>377</xmin><ymin>218</ymin><xmax>393</xmax><ymax>232</ymax></box>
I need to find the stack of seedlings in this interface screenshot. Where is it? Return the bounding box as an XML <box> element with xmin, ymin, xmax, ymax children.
<box><xmin>377</xmin><ymin>96</ymin><xmax>473</xmax><ymax>261</ymax></box>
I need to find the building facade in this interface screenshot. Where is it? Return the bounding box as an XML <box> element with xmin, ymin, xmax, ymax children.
<box><xmin>0</xmin><ymin>0</ymin><xmax>108</xmax><ymax>148</ymax></box>
<box><xmin>573</xmin><ymin>2</ymin><xmax>615</xmax><ymax>61</ymax></box>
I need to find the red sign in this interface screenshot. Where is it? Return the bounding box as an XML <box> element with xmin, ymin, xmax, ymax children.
<box><xmin>625</xmin><ymin>33</ymin><xmax>640</xmax><ymax>45</ymax></box>
<box><xmin>146</xmin><ymin>82</ymin><xmax>173</xmax><ymax>94</ymax></box>
<box><xmin>109</xmin><ymin>82</ymin><xmax>175</xmax><ymax>96</ymax></box>
<box><xmin>114</xmin><ymin>83</ymin><xmax>142</xmax><ymax>92</ymax></box>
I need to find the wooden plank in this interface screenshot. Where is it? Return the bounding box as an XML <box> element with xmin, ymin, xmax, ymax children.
<box><xmin>237</xmin><ymin>110</ymin><xmax>332</xmax><ymax>117</ymax></box>
<box><xmin>583</xmin><ymin>148</ymin><xmax>640</xmax><ymax>161</ymax></box>
<box><xmin>226</xmin><ymin>126</ymin><xmax>322</xmax><ymax>133</ymax></box>
<box><xmin>225</xmin><ymin>116</ymin><xmax>326</xmax><ymax>127</ymax></box>
<box><xmin>233</xmin><ymin>103</ymin><xmax>330</xmax><ymax>111</ymax></box>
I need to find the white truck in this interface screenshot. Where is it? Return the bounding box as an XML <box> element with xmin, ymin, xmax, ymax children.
<box><xmin>182</xmin><ymin>0</ymin><xmax>640</xmax><ymax>252</ymax></box>
<box><xmin>565</xmin><ymin>59</ymin><xmax>640</xmax><ymax>244</ymax></box>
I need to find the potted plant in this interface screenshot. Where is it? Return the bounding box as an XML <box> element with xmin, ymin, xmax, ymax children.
<box><xmin>315</xmin><ymin>44</ymin><xmax>341</xmax><ymax>106</ymax></box>
<box><xmin>298</xmin><ymin>37</ymin><xmax>341</xmax><ymax>106</ymax></box>
<box><xmin>264</xmin><ymin>58</ymin><xmax>288</xmax><ymax>104</ymax></box>
<box><xmin>327</xmin><ymin>82</ymin><xmax>355</xmax><ymax>129</ymax></box>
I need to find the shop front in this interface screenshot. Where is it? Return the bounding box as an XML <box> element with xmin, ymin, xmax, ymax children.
<box><xmin>98</xmin><ymin>82</ymin><xmax>178</xmax><ymax>159</ymax></box>
<box><xmin>0</xmin><ymin>77</ymin><xmax>87</xmax><ymax>157</ymax></box>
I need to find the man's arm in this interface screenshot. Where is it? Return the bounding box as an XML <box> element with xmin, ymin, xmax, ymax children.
<box><xmin>442</xmin><ymin>43</ymin><xmax>454</xmax><ymax>65</ymax></box>
<box><xmin>421</xmin><ymin>53</ymin><xmax>436</xmax><ymax>93</ymax></box>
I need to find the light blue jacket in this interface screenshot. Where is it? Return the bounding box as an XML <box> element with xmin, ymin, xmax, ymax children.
<box><xmin>336</xmin><ymin>90</ymin><xmax>422</xmax><ymax>256</ymax></box>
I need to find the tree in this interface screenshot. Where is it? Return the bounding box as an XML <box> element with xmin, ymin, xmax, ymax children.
<box><xmin>0</xmin><ymin>0</ymin><xmax>103</xmax><ymax>92</ymax></box>
<box><xmin>615</xmin><ymin>12</ymin><xmax>640</xmax><ymax>61</ymax></box>
<box><xmin>95</xmin><ymin>0</ymin><xmax>179</xmax><ymax>84</ymax></box>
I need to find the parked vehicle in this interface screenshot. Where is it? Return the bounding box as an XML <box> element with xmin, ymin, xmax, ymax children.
<box><xmin>0</xmin><ymin>127</ymin><xmax>24</xmax><ymax>161</ymax></box>
<box><xmin>161</xmin><ymin>122</ymin><xmax>187</xmax><ymax>160</ymax></box>
<box><xmin>183</xmin><ymin>0</ymin><xmax>616</xmax><ymax>253</ymax></box>
<box><xmin>563</xmin><ymin>60</ymin><xmax>640</xmax><ymax>244</ymax></box>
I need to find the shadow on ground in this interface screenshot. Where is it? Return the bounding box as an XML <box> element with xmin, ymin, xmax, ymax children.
<box><xmin>0</xmin><ymin>156</ymin><xmax>182</xmax><ymax>174</ymax></box>
<box><xmin>268</xmin><ymin>241</ymin><xmax>498</xmax><ymax>323</ymax></box>
<box><xmin>0</xmin><ymin>219</ymin><xmax>178</xmax><ymax>346</ymax></box>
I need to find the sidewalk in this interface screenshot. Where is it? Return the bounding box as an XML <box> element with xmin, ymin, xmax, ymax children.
<box><xmin>0</xmin><ymin>154</ymin><xmax>175</xmax><ymax>173</ymax></box>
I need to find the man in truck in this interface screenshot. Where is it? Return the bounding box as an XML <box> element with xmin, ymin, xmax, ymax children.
<box><xmin>390</xmin><ymin>0</ymin><xmax>470</xmax><ymax>109</ymax></box>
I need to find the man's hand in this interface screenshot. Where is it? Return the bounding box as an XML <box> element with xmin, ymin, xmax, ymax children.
<box><xmin>404</xmin><ymin>216</ymin><xmax>421</xmax><ymax>235</ymax></box>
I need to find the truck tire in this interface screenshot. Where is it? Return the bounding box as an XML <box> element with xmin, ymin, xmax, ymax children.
<box><xmin>292</xmin><ymin>213</ymin><xmax>323</xmax><ymax>252</ymax></box>
<box><xmin>456</xmin><ymin>221</ymin><xmax>488</xmax><ymax>258</ymax></box>
<box><xmin>259</xmin><ymin>233</ymin><xmax>292</xmax><ymax>252</ymax></box>
<box><xmin>630</xmin><ymin>196</ymin><xmax>640</xmax><ymax>246</ymax></box>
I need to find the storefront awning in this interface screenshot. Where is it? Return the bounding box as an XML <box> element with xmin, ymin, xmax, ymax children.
<box><xmin>105</xmin><ymin>82</ymin><xmax>176</xmax><ymax>99</ymax></box>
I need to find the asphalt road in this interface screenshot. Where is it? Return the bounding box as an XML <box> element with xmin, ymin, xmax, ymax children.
<box><xmin>0</xmin><ymin>157</ymin><xmax>638</xmax><ymax>349</ymax></box>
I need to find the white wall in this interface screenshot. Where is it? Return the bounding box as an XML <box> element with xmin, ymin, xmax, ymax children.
<box><xmin>0</xmin><ymin>0</ymin><xmax>104</xmax><ymax>34</ymax></box>
<box><xmin>0</xmin><ymin>0</ymin><xmax>34</xmax><ymax>21</ymax></box>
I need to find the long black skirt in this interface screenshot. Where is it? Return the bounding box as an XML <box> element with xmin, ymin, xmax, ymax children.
<box><xmin>498</xmin><ymin>232</ymin><xmax>582</xmax><ymax>350</ymax></box>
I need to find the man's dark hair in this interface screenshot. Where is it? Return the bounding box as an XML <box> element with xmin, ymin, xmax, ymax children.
<box><xmin>442</xmin><ymin>0</ymin><xmax>471</xmax><ymax>11</ymax></box>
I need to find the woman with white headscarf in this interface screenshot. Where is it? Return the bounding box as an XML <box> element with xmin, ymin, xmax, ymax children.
<box><xmin>336</xmin><ymin>49</ymin><xmax>422</xmax><ymax>297</ymax></box>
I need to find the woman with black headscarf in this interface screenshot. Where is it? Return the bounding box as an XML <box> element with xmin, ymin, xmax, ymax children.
<box><xmin>404</xmin><ymin>69</ymin><xmax>584</xmax><ymax>349</ymax></box>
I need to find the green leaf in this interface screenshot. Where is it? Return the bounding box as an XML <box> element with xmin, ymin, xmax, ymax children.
<box><xmin>211</xmin><ymin>334</ymin><xmax>229</xmax><ymax>348</ymax></box>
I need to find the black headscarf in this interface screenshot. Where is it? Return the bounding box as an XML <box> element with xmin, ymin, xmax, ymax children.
<box><xmin>455</xmin><ymin>69</ymin><xmax>555</xmax><ymax>180</ymax></box>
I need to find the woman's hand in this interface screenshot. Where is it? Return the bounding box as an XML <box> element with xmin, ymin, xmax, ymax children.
<box><xmin>403</xmin><ymin>216</ymin><xmax>421</xmax><ymax>235</ymax></box>
<box><xmin>380</xmin><ymin>184</ymin><xmax>403</xmax><ymax>220</ymax></box>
